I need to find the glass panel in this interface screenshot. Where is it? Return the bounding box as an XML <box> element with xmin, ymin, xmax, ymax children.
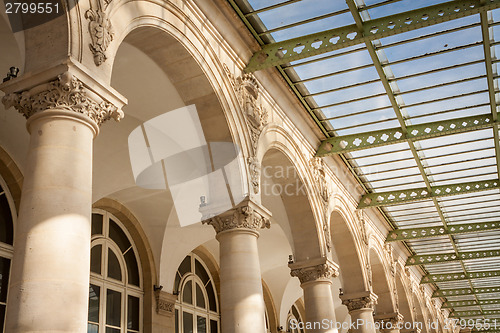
<box><xmin>107</xmin><ymin>248</ymin><xmax>122</xmax><ymax>281</ymax></box>
<box><xmin>175</xmin><ymin>309</ymin><xmax>179</xmax><ymax>333</ymax></box>
<box><xmin>210</xmin><ymin>320</ymin><xmax>218</xmax><ymax>333</ymax></box>
<box><xmin>88</xmin><ymin>284</ymin><xmax>100</xmax><ymax>323</ymax></box>
<box><xmin>178</xmin><ymin>256</ymin><xmax>191</xmax><ymax>277</ymax></box>
<box><xmin>197</xmin><ymin>316</ymin><xmax>207</xmax><ymax>333</ymax></box>
<box><xmin>127</xmin><ymin>295</ymin><xmax>140</xmax><ymax>330</ymax></box>
<box><xmin>195</xmin><ymin>259</ymin><xmax>210</xmax><ymax>285</ymax></box>
<box><xmin>0</xmin><ymin>257</ymin><xmax>10</xmax><ymax>303</ymax></box>
<box><xmin>183</xmin><ymin>280</ymin><xmax>192</xmax><ymax>304</ymax></box>
<box><xmin>90</xmin><ymin>245</ymin><xmax>102</xmax><ymax>274</ymax></box>
<box><xmin>183</xmin><ymin>312</ymin><xmax>193</xmax><ymax>333</ymax></box>
<box><xmin>87</xmin><ymin>323</ymin><xmax>99</xmax><ymax>333</ymax></box>
<box><xmin>206</xmin><ymin>281</ymin><xmax>216</xmax><ymax>312</ymax></box>
<box><xmin>0</xmin><ymin>304</ymin><xmax>5</xmax><ymax>333</ymax></box>
<box><xmin>91</xmin><ymin>213</ymin><xmax>103</xmax><ymax>236</ymax></box>
<box><xmin>109</xmin><ymin>219</ymin><xmax>131</xmax><ymax>253</ymax></box>
<box><xmin>105</xmin><ymin>328</ymin><xmax>120</xmax><ymax>333</ymax></box>
<box><xmin>106</xmin><ymin>289</ymin><xmax>121</xmax><ymax>327</ymax></box>
<box><xmin>124</xmin><ymin>250</ymin><xmax>140</xmax><ymax>286</ymax></box>
<box><xmin>174</xmin><ymin>273</ymin><xmax>181</xmax><ymax>294</ymax></box>
<box><xmin>0</xmin><ymin>194</ymin><xmax>13</xmax><ymax>245</ymax></box>
<box><xmin>196</xmin><ymin>283</ymin><xmax>205</xmax><ymax>309</ymax></box>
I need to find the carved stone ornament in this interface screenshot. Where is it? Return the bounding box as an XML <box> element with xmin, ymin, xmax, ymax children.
<box><xmin>85</xmin><ymin>5</ymin><xmax>114</xmax><ymax>66</ymax></box>
<box><xmin>366</xmin><ymin>262</ymin><xmax>373</xmax><ymax>288</ymax></box>
<box><xmin>290</xmin><ymin>261</ymin><xmax>339</xmax><ymax>284</ymax></box>
<box><xmin>374</xmin><ymin>313</ymin><xmax>404</xmax><ymax>327</ymax></box>
<box><xmin>247</xmin><ymin>156</ymin><xmax>261</xmax><ymax>194</ymax></box>
<box><xmin>356</xmin><ymin>210</ymin><xmax>369</xmax><ymax>246</ymax></box>
<box><xmin>1</xmin><ymin>72</ymin><xmax>123</xmax><ymax>125</ymax></box>
<box><xmin>341</xmin><ymin>292</ymin><xmax>378</xmax><ymax>312</ymax></box>
<box><xmin>202</xmin><ymin>203</ymin><xmax>270</xmax><ymax>234</ymax></box>
<box><xmin>309</xmin><ymin>157</ymin><xmax>332</xmax><ymax>251</ymax></box>
<box><xmin>154</xmin><ymin>290</ymin><xmax>177</xmax><ymax>317</ymax></box>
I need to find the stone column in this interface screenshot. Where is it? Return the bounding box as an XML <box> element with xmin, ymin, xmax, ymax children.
<box><xmin>340</xmin><ymin>291</ymin><xmax>378</xmax><ymax>333</ymax></box>
<box><xmin>375</xmin><ymin>312</ymin><xmax>404</xmax><ymax>333</ymax></box>
<box><xmin>1</xmin><ymin>71</ymin><xmax>124</xmax><ymax>332</ymax></box>
<box><xmin>289</xmin><ymin>258</ymin><xmax>339</xmax><ymax>333</ymax></box>
<box><xmin>202</xmin><ymin>199</ymin><xmax>271</xmax><ymax>333</ymax></box>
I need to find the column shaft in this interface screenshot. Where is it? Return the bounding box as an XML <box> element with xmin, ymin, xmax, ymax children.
<box><xmin>302</xmin><ymin>280</ymin><xmax>337</xmax><ymax>333</ymax></box>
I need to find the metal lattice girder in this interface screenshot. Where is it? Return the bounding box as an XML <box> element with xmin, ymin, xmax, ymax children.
<box><xmin>433</xmin><ymin>287</ymin><xmax>500</xmax><ymax>298</ymax></box>
<box><xmin>358</xmin><ymin>179</ymin><xmax>500</xmax><ymax>208</ymax></box>
<box><xmin>245</xmin><ymin>0</ymin><xmax>500</xmax><ymax>72</ymax></box>
<box><xmin>421</xmin><ymin>270</ymin><xmax>500</xmax><ymax>284</ymax></box>
<box><xmin>443</xmin><ymin>299</ymin><xmax>500</xmax><ymax>308</ymax></box>
<box><xmin>406</xmin><ymin>250</ymin><xmax>500</xmax><ymax>266</ymax></box>
<box><xmin>316</xmin><ymin>115</ymin><xmax>494</xmax><ymax>156</ymax></box>
<box><xmin>387</xmin><ymin>221</ymin><xmax>500</xmax><ymax>242</ymax></box>
<box><xmin>450</xmin><ymin>310</ymin><xmax>500</xmax><ymax>318</ymax></box>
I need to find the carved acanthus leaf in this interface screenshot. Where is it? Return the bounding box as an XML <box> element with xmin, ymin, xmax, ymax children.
<box><xmin>309</xmin><ymin>157</ymin><xmax>332</xmax><ymax>251</ymax></box>
<box><xmin>1</xmin><ymin>72</ymin><xmax>123</xmax><ymax>125</ymax></box>
<box><xmin>290</xmin><ymin>262</ymin><xmax>339</xmax><ymax>284</ymax></box>
<box><xmin>247</xmin><ymin>156</ymin><xmax>260</xmax><ymax>194</ymax></box>
<box><xmin>356</xmin><ymin>210</ymin><xmax>369</xmax><ymax>246</ymax></box>
<box><xmin>202</xmin><ymin>204</ymin><xmax>270</xmax><ymax>234</ymax></box>
<box><xmin>85</xmin><ymin>7</ymin><xmax>114</xmax><ymax>66</ymax></box>
<box><xmin>342</xmin><ymin>293</ymin><xmax>378</xmax><ymax>312</ymax></box>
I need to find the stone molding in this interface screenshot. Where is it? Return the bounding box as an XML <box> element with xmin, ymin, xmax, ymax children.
<box><xmin>154</xmin><ymin>290</ymin><xmax>177</xmax><ymax>317</ymax></box>
<box><xmin>374</xmin><ymin>312</ymin><xmax>404</xmax><ymax>327</ymax></box>
<box><xmin>340</xmin><ymin>291</ymin><xmax>378</xmax><ymax>312</ymax></box>
<box><xmin>202</xmin><ymin>199</ymin><xmax>271</xmax><ymax>234</ymax></box>
<box><xmin>289</xmin><ymin>257</ymin><xmax>339</xmax><ymax>284</ymax></box>
<box><xmin>1</xmin><ymin>72</ymin><xmax>123</xmax><ymax>126</ymax></box>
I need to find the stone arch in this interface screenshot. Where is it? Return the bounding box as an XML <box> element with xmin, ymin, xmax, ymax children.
<box><xmin>330</xmin><ymin>198</ymin><xmax>368</xmax><ymax>294</ymax></box>
<box><xmin>0</xmin><ymin>146</ymin><xmax>23</xmax><ymax>212</ymax></box>
<box><xmin>395</xmin><ymin>264</ymin><xmax>414</xmax><ymax>324</ymax></box>
<box><xmin>257</xmin><ymin>124</ymin><xmax>325</xmax><ymax>262</ymax></box>
<box><xmin>92</xmin><ymin>197</ymin><xmax>158</xmax><ymax>333</ymax></box>
<box><xmin>367</xmin><ymin>242</ymin><xmax>396</xmax><ymax>316</ymax></box>
<box><xmin>412</xmin><ymin>287</ymin><xmax>430</xmax><ymax>333</ymax></box>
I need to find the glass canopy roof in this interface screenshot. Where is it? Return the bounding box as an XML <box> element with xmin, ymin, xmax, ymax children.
<box><xmin>228</xmin><ymin>0</ymin><xmax>500</xmax><ymax>324</ymax></box>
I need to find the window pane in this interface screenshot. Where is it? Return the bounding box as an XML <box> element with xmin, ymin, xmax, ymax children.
<box><xmin>105</xmin><ymin>328</ymin><xmax>120</xmax><ymax>333</ymax></box>
<box><xmin>88</xmin><ymin>284</ymin><xmax>100</xmax><ymax>323</ymax></box>
<box><xmin>109</xmin><ymin>219</ymin><xmax>131</xmax><ymax>253</ymax></box>
<box><xmin>196</xmin><ymin>283</ymin><xmax>205</xmax><ymax>309</ymax></box>
<box><xmin>90</xmin><ymin>245</ymin><xmax>102</xmax><ymax>274</ymax></box>
<box><xmin>124</xmin><ymin>250</ymin><xmax>140</xmax><ymax>286</ymax></box>
<box><xmin>106</xmin><ymin>289</ymin><xmax>121</xmax><ymax>327</ymax></box>
<box><xmin>178</xmin><ymin>256</ymin><xmax>191</xmax><ymax>277</ymax></box>
<box><xmin>206</xmin><ymin>281</ymin><xmax>216</xmax><ymax>312</ymax></box>
<box><xmin>195</xmin><ymin>259</ymin><xmax>210</xmax><ymax>285</ymax></box>
<box><xmin>183</xmin><ymin>312</ymin><xmax>193</xmax><ymax>333</ymax></box>
<box><xmin>175</xmin><ymin>309</ymin><xmax>179</xmax><ymax>333</ymax></box>
<box><xmin>0</xmin><ymin>194</ymin><xmax>13</xmax><ymax>245</ymax></box>
<box><xmin>197</xmin><ymin>316</ymin><xmax>207</xmax><ymax>333</ymax></box>
<box><xmin>91</xmin><ymin>213</ymin><xmax>103</xmax><ymax>236</ymax></box>
<box><xmin>0</xmin><ymin>257</ymin><xmax>10</xmax><ymax>302</ymax></box>
<box><xmin>127</xmin><ymin>295</ymin><xmax>140</xmax><ymax>330</ymax></box>
<box><xmin>87</xmin><ymin>323</ymin><xmax>99</xmax><ymax>333</ymax></box>
<box><xmin>107</xmin><ymin>248</ymin><xmax>122</xmax><ymax>281</ymax></box>
<box><xmin>0</xmin><ymin>304</ymin><xmax>5</xmax><ymax>332</ymax></box>
<box><xmin>210</xmin><ymin>320</ymin><xmax>218</xmax><ymax>333</ymax></box>
<box><xmin>183</xmin><ymin>280</ymin><xmax>192</xmax><ymax>304</ymax></box>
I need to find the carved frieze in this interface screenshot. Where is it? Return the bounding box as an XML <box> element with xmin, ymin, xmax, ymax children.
<box><xmin>155</xmin><ymin>290</ymin><xmax>177</xmax><ymax>317</ymax></box>
<box><xmin>202</xmin><ymin>202</ymin><xmax>270</xmax><ymax>234</ymax></box>
<box><xmin>1</xmin><ymin>72</ymin><xmax>123</xmax><ymax>125</ymax></box>
<box><xmin>290</xmin><ymin>260</ymin><xmax>339</xmax><ymax>284</ymax></box>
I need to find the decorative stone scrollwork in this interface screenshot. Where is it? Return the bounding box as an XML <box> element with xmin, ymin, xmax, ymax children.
<box><xmin>290</xmin><ymin>260</ymin><xmax>339</xmax><ymax>284</ymax></box>
<box><xmin>202</xmin><ymin>202</ymin><xmax>270</xmax><ymax>234</ymax></box>
<box><xmin>247</xmin><ymin>156</ymin><xmax>261</xmax><ymax>194</ymax></box>
<box><xmin>85</xmin><ymin>1</ymin><xmax>114</xmax><ymax>66</ymax></box>
<box><xmin>366</xmin><ymin>262</ymin><xmax>373</xmax><ymax>288</ymax></box>
<box><xmin>309</xmin><ymin>157</ymin><xmax>332</xmax><ymax>251</ymax></box>
<box><xmin>154</xmin><ymin>290</ymin><xmax>177</xmax><ymax>317</ymax></box>
<box><xmin>341</xmin><ymin>291</ymin><xmax>378</xmax><ymax>312</ymax></box>
<box><xmin>1</xmin><ymin>72</ymin><xmax>123</xmax><ymax>125</ymax></box>
<box><xmin>356</xmin><ymin>210</ymin><xmax>369</xmax><ymax>246</ymax></box>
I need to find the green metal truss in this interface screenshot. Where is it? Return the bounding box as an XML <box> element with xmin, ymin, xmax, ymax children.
<box><xmin>433</xmin><ymin>287</ymin><xmax>500</xmax><ymax>298</ymax></box>
<box><xmin>421</xmin><ymin>270</ymin><xmax>500</xmax><ymax>284</ymax></box>
<box><xmin>443</xmin><ymin>299</ymin><xmax>500</xmax><ymax>309</ymax></box>
<box><xmin>316</xmin><ymin>114</ymin><xmax>494</xmax><ymax>157</ymax></box>
<box><xmin>387</xmin><ymin>222</ymin><xmax>500</xmax><ymax>242</ymax></box>
<box><xmin>358</xmin><ymin>179</ymin><xmax>500</xmax><ymax>208</ymax></box>
<box><xmin>406</xmin><ymin>250</ymin><xmax>500</xmax><ymax>266</ymax></box>
<box><xmin>450</xmin><ymin>310</ymin><xmax>500</xmax><ymax>318</ymax></box>
<box><xmin>245</xmin><ymin>0</ymin><xmax>500</xmax><ymax>72</ymax></box>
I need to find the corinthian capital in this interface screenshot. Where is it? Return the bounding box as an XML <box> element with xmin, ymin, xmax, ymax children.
<box><xmin>340</xmin><ymin>291</ymin><xmax>378</xmax><ymax>312</ymax></box>
<box><xmin>289</xmin><ymin>258</ymin><xmax>339</xmax><ymax>284</ymax></box>
<box><xmin>202</xmin><ymin>199</ymin><xmax>271</xmax><ymax>234</ymax></box>
<box><xmin>374</xmin><ymin>312</ymin><xmax>404</xmax><ymax>327</ymax></box>
<box><xmin>2</xmin><ymin>72</ymin><xmax>124</xmax><ymax>126</ymax></box>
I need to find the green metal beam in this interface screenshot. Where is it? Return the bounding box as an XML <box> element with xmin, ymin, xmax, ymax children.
<box><xmin>421</xmin><ymin>270</ymin><xmax>500</xmax><ymax>284</ymax></box>
<box><xmin>245</xmin><ymin>0</ymin><xmax>500</xmax><ymax>72</ymax></box>
<box><xmin>387</xmin><ymin>221</ymin><xmax>500</xmax><ymax>242</ymax></box>
<box><xmin>433</xmin><ymin>287</ymin><xmax>500</xmax><ymax>298</ymax></box>
<box><xmin>358</xmin><ymin>179</ymin><xmax>500</xmax><ymax>208</ymax></box>
<box><xmin>406</xmin><ymin>250</ymin><xmax>500</xmax><ymax>266</ymax></box>
<box><xmin>443</xmin><ymin>299</ymin><xmax>500</xmax><ymax>309</ymax></box>
<box><xmin>450</xmin><ymin>310</ymin><xmax>500</xmax><ymax>318</ymax></box>
<box><xmin>316</xmin><ymin>114</ymin><xmax>494</xmax><ymax>157</ymax></box>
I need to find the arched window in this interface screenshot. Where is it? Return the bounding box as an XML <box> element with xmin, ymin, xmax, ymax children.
<box><xmin>287</xmin><ymin>303</ymin><xmax>305</xmax><ymax>333</ymax></box>
<box><xmin>174</xmin><ymin>253</ymin><xmax>219</xmax><ymax>333</ymax></box>
<box><xmin>0</xmin><ymin>179</ymin><xmax>14</xmax><ymax>332</ymax></box>
<box><xmin>88</xmin><ymin>210</ymin><xmax>143</xmax><ymax>333</ymax></box>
